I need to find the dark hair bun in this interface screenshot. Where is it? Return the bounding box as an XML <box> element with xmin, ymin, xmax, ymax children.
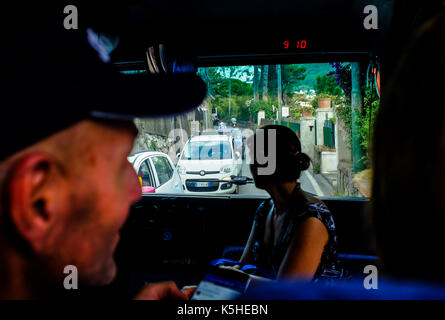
<box><xmin>295</xmin><ymin>152</ymin><xmax>311</xmax><ymax>171</ymax></box>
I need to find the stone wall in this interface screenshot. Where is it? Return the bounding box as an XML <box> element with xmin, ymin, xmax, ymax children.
<box><xmin>132</xmin><ymin>131</ymin><xmax>173</xmax><ymax>155</ymax></box>
<box><xmin>300</xmin><ymin>117</ymin><xmax>316</xmax><ymax>161</ymax></box>
<box><xmin>337</xmin><ymin>161</ymin><xmax>363</xmax><ymax>197</ymax></box>
<box><xmin>336</xmin><ymin>116</ymin><xmax>353</xmax><ymax>166</ymax></box>
<box><xmin>260</xmin><ymin>118</ymin><xmax>275</xmax><ymax>127</ymax></box>
<box><xmin>132</xmin><ymin>114</ymin><xmax>191</xmax><ymax>161</ymax></box>
<box><xmin>135</xmin><ymin>115</ymin><xmax>190</xmax><ymax>138</ymax></box>
<box><xmin>312</xmin><ymin>146</ymin><xmax>322</xmax><ymax>173</ymax></box>
<box><xmin>237</xmin><ymin>120</ymin><xmax>258</xmax><ymax>131</ymax></box>
<box><xmin>335</xmin><ymin>110</ymin><xmax>359</xmax><ymax>196</ymax></box>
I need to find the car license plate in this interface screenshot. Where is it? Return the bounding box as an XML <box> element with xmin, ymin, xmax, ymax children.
<box><xmin>195</xmin><ymin>182</ymin><xmax>210</xmax><ymax>187</ymax></box>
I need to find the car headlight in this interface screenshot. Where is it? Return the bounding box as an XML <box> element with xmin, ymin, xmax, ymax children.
<box><xmin>177</xmin><ymin>165</ymin><xmax>186</xmax><ymax>175</ymax></box>
<box><xmin>220</xmin><ymin>165</ymin><xmax>232</xmax><ymax>174</ymax></box>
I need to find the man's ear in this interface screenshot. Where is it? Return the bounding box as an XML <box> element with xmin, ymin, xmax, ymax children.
<box><xmin>6</xmin><ymin>152</ymin><xmax>67</xmax><ymax>253</ymax></box>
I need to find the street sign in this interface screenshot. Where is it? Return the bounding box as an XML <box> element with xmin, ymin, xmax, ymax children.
<box><xmin>282</xmin><ymin>106</ymin><xmax>289</xmax><ymax>118</ymax></box>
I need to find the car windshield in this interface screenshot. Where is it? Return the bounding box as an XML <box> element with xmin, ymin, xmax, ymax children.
<box><xmin>129</xmin><ymin>62</ymin><xmax>380</xmax><ymax>197</ymax></box>
<box><xmin>182</xmin><ymin>140</ymin><xmax>232</xmax><ymax>160</ymax></box>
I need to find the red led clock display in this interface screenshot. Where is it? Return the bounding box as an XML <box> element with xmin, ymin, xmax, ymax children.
<box><xmin>283</xmin><ymin>40</ymin><xmax>307</xmax><ymax>49</ymax></box>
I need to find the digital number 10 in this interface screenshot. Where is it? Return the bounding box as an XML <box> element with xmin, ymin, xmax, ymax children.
<box><xmin>296</xmin><ymin>40</ymin><xmax>307</xmax><ymax>48</ymax></box>
<box><xmin>283</xmin><ymin>40</ymin><xmax>307</xmax><ymax>49</ymax></box>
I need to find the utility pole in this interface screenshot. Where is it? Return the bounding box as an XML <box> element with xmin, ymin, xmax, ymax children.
<box><xmin>262</xmin><ymin>65</ymin><xmax>269</xmax><ymax>102</ymax></box>
<box><xmin>228</xmin><ymin>77</ymin><xmax>231</xmax><ymax>118</ymax></box>
<box><xmin>277</xmin><ymin>64</ymin><xmax>282</xmax><ymax>124</ymax></box>
<box><xmin>253</xmin><ymin>66</ymin><xmax>259</xmax><ymax>101</ymax></box>
<box><xmin>351</xmin><ymin>62</ymin><xmax>364</xmax><ymax>172</ymax></box>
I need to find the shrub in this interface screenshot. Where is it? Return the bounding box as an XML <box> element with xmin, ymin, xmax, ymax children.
<box><xmin>313</xmin><ymin>163</ymin><xmax>321</xmax><ymax>174</ymax></box>
<box><xmin>249</xmin><ymin>101</ymin><xmax>275</xmax><ymax>123</ymax></box>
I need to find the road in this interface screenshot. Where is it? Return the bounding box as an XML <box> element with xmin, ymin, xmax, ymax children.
<box><xmin>238</xmin><ymin>160</ymin><xmax>334</xmax><ymax>197</ymax></box>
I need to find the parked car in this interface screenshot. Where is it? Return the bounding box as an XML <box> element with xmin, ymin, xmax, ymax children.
<box><xmin>128</xmin><ymin>151</ymin><xmax>184</xmax><ymax>194</ymax></box>
<box><xmin>177</xmin><ymin>134</ymin><xmax>241</xmax><ymax>194</ymax></box>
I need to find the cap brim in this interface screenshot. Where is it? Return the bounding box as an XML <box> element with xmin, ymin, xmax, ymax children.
<box><xmin>90</xmin><ymin>72</ymin><xmax>208</xmax><ymax>120</ymax></box>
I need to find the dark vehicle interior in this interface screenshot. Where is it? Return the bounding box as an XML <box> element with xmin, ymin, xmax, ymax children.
<box><xmin>77</xmin><ymin>1</ymin><xmax>443</xmax><ymax>298</ymax></box>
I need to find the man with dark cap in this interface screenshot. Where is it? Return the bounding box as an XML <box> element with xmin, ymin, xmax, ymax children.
<box><xmin>0</xmin><ymin>5</ymin><xmax>206</xmax><ymax>299</ymax></box>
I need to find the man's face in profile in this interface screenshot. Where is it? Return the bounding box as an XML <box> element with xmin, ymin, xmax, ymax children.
<box><xmin>46</xmin><ymin>120</ymin><xmax>142</xmax><ymax>286</ymax></box>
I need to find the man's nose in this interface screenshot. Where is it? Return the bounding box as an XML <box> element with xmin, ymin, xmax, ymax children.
<box><xmin>127</xmin><ymin>164</ymin><xmax>142</xmax><ymax>203</ymax></box>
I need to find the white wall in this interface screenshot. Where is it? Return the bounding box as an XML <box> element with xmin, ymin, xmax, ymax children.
<box><xmin>321</xmin><ymin>151</ymin><xmax>338</xmax><ymax>173</ymax></box>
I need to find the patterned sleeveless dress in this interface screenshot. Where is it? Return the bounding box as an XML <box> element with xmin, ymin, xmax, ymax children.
<box><xmin>250</xmin><ymin>184</ymin><xmax>346</xmax><ymax>282</ymax></box>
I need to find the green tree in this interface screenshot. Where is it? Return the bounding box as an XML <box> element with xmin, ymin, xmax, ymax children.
<box><xmin>281</xmin><ymin>65</ymin><xmax>307</xmax><ymax>105</ymax></box>
<box><xmin>206</xmin><ymin>69</ymin><xmax>252</xmax><ymax>96</ymax></box>
<box><xmin>314</xmin><ymin>74</ymin><xmax>343</xmax><ymax>95</ymax></box>
<box><xmin>205</xmin><ymin>67</ymin><xmax>254</xmax><ymax>121</ymax></box>
<box><xmin>267</xmin><ymin>64</ymin><xmax>306</xmax><ymax>104</ymax></box>
<box><xmin>358</xmin><ymin>86</ymin><xmax>380</xmax><ymax>167</ymax></box>
<box><xmin>253</xmin><ymin>66</ymin><xmax>259</xmax><ymax>101</ymax></box>
<box><xmin>213</xmin><ymin>95</ymin><xmax>253</xmax><ymax>121</ymax></box>
<box><xmin>249</xmin><ymin>101</ymin><xmax>275</xmax><ymax>123</ymax></box>
<box><xmin>261</xmin><ymin>65</ymin><xmax>269</xmax><ymax>102</ymax></box>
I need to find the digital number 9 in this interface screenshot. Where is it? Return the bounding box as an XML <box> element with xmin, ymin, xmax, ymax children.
<box><xmin>283</xmin><ymin>41</ymin><xmax>289</xmax><ymax>49</ymax></box>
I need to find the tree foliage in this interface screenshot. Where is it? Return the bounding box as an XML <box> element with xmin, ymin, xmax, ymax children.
<box><xmin>207</xmin><ymin>68</ymin><xmax>253</xmax><ymax>97</ymax></box>
<box><xmin>314</xmin><ymin>74</ymin><xmax>343</xmax><ymax>95</ymax></box>
<box><xmin>320</xmin><ymin>62</ymin><xmax>380</xmax><ymax>169</ymax></box>
<box><xmin>249</xmin><ymin>101</ymin><xmax>275</xmax><ymax>123</ymax></box>
<box><xmin>359</xmin><ymin>86</ymin><xmax>380</xmax><ymax>161</ymax></box>
<box><xmin>202</xmin><ymin>65</ymin><xmax>306</xmax><ymax>122</ymax></box>
<box><xmin>266</xmin><ymin>65</ymin><xmax>307</xmax><ymax>102</ymax></box>
<box><xmin>213</xmin><ymin>95</ymin><xmax>252</xmax><ymax>121</ymax></box>
<box><xmin>327</xmin><ymin>63</ymin><xmax>351</xmax><ymax>101</ymax></box>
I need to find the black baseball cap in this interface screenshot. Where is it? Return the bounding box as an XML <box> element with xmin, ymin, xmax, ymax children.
<box><xmin>1</xmin><ymin>5</ymin><xmax>207</xmax><ymax>160</ymax></box>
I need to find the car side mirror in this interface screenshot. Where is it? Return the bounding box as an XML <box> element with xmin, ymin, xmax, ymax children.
<box><xmin>142</xmin><ymin>186</ymin><xmax>156</xmax><ymax>193</ymax></box>
<box><xmin>229</xmin><ymin>175</ymin><xmax>254</xmax><ymax>185</ymax></box>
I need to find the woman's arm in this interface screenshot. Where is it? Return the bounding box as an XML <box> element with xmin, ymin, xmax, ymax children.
<box><xmin>239</xmin><ymin>219</ymin><xmax>258</xmax><ymax>264</ymax></box>
<box><xmin>277</xmin><ymin>217</ymin><xmax>329</xmax><ymax>281</ymax></box>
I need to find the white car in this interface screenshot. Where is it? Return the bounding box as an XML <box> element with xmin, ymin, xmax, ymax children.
<box><xmin>177</xmin><ymin>134</ymin><xmax>241</xmax><ymax>194</ymax></box>
<box><xmin>128</xmin><ymin>151</ymin><xmax>184</xmax><ymax>194</ymax></box>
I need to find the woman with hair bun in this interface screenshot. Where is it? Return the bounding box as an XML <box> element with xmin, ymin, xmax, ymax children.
<box><xmin>240</xmin><ymin>125</ymin><xmax>344</xmax><ymax>281</ymax></box>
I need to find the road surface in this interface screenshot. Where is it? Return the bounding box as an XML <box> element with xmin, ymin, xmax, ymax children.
<box><xmin>238</xmin><ymin>160</ymin><xmax>334</xmax><ymax>197</ymax></box>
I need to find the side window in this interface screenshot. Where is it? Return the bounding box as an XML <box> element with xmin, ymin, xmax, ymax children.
<box><xmin>152</xmin><ymin>156</ymin><xmax>173</xmax><ymax>186</ymax></box>
<box><xmin>137</xmin><ymin>160</ymin><xmax>154</xmax><ymax>187</ymax></box>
